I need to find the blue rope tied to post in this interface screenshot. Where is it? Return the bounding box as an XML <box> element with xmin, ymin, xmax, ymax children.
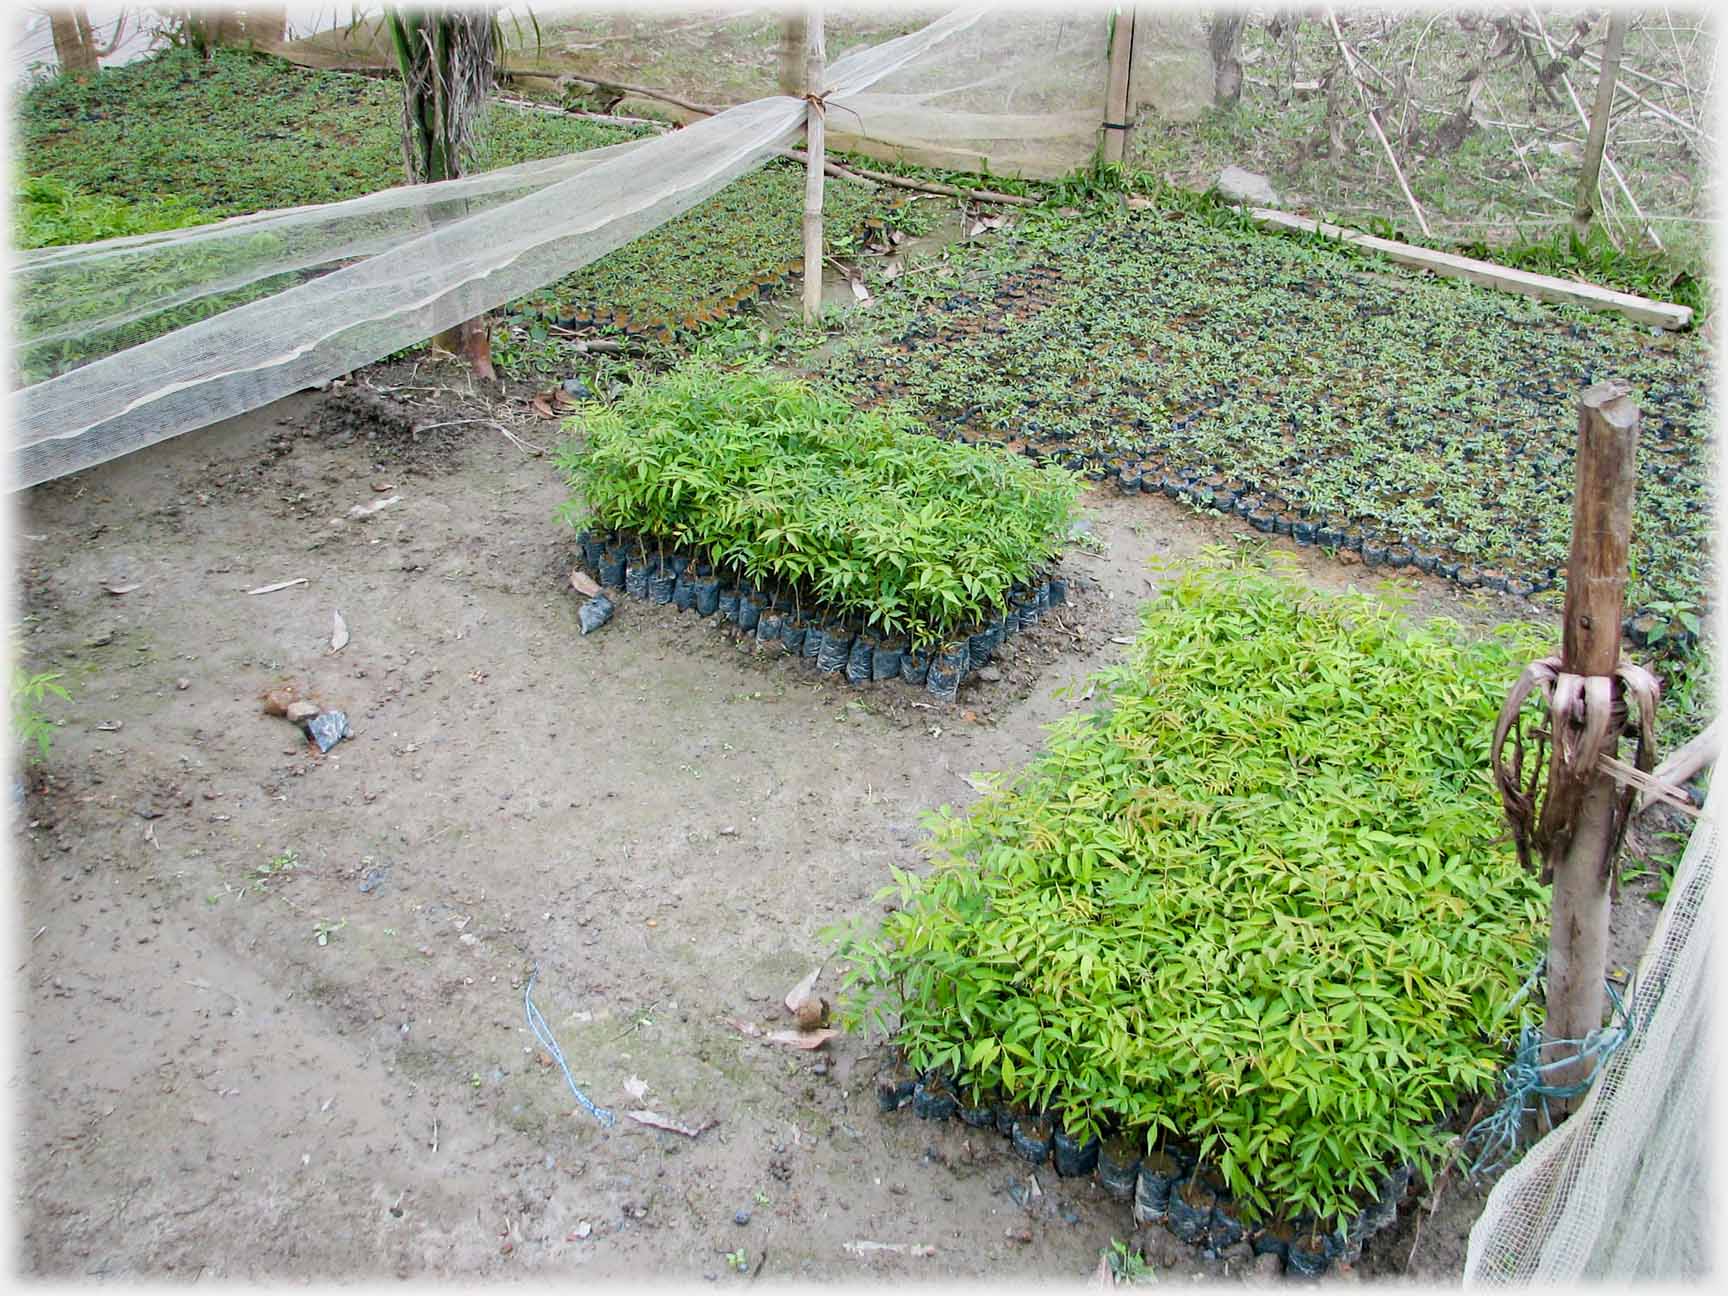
<box><xmin>525</xmin><ymin>967</ymin><xmax>615</xmax><ymax>1128</ymax></box>
<box><xmin>1462</xmin><ymin>961</ymin><xmax>1636</xmax><ymax>1178</ymax></box>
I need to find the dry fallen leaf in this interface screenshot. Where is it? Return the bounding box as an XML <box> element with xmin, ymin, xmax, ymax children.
<box><xmin>103</xmin><ymin>582</ymin><xmax>142</xmax><ymax>596</ymax></box>
<box><xmin>623</xmin><ymin>1075</ymin><xmax>649</xmax><ymax>1101</ymax></box>
<box><xmin>530</xmin><ymin>395</ymin><xmax>556</xmax><ymax>418</ymax></box>
<box><xmin>783</xmin><ymin>968</ymin><xmax>822</xmax><ymax>1015</ymax></box>
<box><xmin>626</xmin><ymin>1110</ymin><xmax>714</xmax><ymax>1138</ymax></box>
<box><xmin>329</xmin><ymin>610</ymin><xmax>350</xmax><ymax>654</ymax></box>
<box><xmin>961</xmin><ymin>773</ymin><xmax>996</xmax><ymax>794</ymax></box>
<box><xmin>764</xmin><ymin>1028</ymin><xmax>838</xmax><ymax>1051</ymax></box>
<box><xmin>726</xmin><ymin>1018</ymin><xmax>764</xmax><ymax>1038</ymax></box>
<box><xmin>570</xmin><ymin>569</ymin><xmax>601</xmax><ymax>597</ymax></box>
<box><xmin>552</xmin><ymin>388</ymin><xmax>579</xmax><ymax>410</ymax></box>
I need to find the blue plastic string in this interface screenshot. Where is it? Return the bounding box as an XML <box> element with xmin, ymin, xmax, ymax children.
<box><xmin>1462</xmin><ymin>961</ymin><xmax>1635</xmax><ymax>1178</ymax></box>
<box><xmin>524</xmin><ymin>967</ymin><xmax>615</xmax><ymax>1128</ymax></box>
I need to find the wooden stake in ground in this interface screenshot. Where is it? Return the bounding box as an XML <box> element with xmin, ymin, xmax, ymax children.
<box><xmin>1491</xmin><ymin>385</ymin><xmax>1661</xmax><ymax>1123</ymax></box>
<box><xmin>801</xmin><ymin>4</ymin><xmax>827</xmax><ymax>326</ymax></box>
<box><xmin>1542</xmin><ymin>381</ymin><xmax>1640</xmax><ymax>1115</ymax></box>
<box><xmin>1574</xmin><ymin>11</ymin><xmax>1628</xmax><ymax>240</ymax></box>
<box><xmin>1100</xmin><ymin>5</ymin><xmax>1136</xmax><ymax>166</ymax></box>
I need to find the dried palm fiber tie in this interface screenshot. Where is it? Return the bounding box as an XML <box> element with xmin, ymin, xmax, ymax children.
<box><xmin>1490</xmin><ymin>654</ymin><xmax>1660</xmax><ymax>895</ymax></box>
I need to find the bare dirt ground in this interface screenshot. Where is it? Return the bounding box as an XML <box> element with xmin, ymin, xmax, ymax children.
<box><xmin>10</xmin><ymin>369</ymin><xmax>1665</xmax><ymax>1282</ymax></box>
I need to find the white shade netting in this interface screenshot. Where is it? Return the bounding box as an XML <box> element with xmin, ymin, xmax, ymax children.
<box><xmin>10</xmin><ymin>6</ymin><xmax>994</xmax><ymax>490</ymax></box>
<box><xmin>1465</xmin><ymin>778</ymin><xmax>1716</xmax><ymax>1283</ymax></box>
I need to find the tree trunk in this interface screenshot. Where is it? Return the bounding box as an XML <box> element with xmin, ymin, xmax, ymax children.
<box><xmin>389</xmin><ymin>7</ymin><xmax>498</xmax><ymax>381</ymax></box>
<box><xmin>1573</xmin><ymin>12</ymin><xmax>1627</xmax><ymax>240</ymax></box>
<box><xmin>1542</xmin><ymin>381</ymin><xmax>1640</xmax><ymax>1119</ymax></box>
<box><xmin>50</xmin><ymin>9</ymin><xmax>100</xmax><ymax>74</ymax></box>
<box><xmin>800</xmin><ymin>5</ymin><xmax>826</xmax><ymax>325</ymax></box>
<box><xmin>1209</xmin><ymin>10</ymin><xmax>1246</xmax><ymax>106</ymax></box>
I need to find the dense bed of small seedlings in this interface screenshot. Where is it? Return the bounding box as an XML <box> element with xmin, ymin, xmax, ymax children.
<box><xmin>838</xmin><ymin>550</ymin><xmax>1550</xmax><ymax>1240</ymax></box>
<box><xmin>555</xmin><ymin>358</ymin><xmax>1078</xmax><ymax>655</ymax></box>
<box><xmin>824</xmin><ymin>208</ymin><xmax>1713</xmax><ymax>631</ymax></box>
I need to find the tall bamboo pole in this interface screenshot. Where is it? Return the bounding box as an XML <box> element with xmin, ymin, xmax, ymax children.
<box><xmin>1100</xmin><ymin>6</ymin><xmax>1136</xmax><ymax>166</ymax></box>
<box><xmin>800</xmin><ymin>4</ymin><xmax>826</xmax><ymax>325</ymax></box>
<box><xmin>778</xmin><ymin>7</ymin><xmax>806</xmax><ymax>97</ymax></box>
<box><xmin>1574</xmin><ymin>11</ymin><xmax>1628</xmax><ymax>240</ymax></box>
<box><xmin>1543</xmin><ymin>381</ymin><xmax>1640</xmax><ymax>1118</ymax></box>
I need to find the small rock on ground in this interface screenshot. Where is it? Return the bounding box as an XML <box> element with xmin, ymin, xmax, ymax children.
<box><xmin>1217</xmin><ymin>165</ymin><xmax>1279</xmax><ymax>206</ymax></box>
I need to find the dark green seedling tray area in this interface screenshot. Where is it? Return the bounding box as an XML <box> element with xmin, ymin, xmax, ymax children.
<box><xmin>824</xmin><ymin>208</ymin><xmax>1712</xmax><ymax>637</ymax></box>
<box><xmin>518</xmin><ymin>164</ymin><xmax>937</xmax><ymax>341</ymax></box>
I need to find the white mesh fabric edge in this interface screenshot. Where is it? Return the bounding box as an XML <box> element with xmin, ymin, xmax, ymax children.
<box><xmin>1464</xmin><ymin>779</ymin><xmax>1716</xmax><ymax>1283</ymax></box>
<box><xmin>10</xmin><ymin>7</ymin><xmax>987</xmax><ymax>491</ymax></box>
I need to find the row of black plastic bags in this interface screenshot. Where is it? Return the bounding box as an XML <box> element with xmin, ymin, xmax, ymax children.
<box><xmin>575</xmin><ymin>531</ymin><xmax>1067</xmax><ymax>702</ymax></box>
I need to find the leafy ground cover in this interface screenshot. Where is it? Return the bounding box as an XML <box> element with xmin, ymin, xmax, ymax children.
<box><xmin>838</xmin><ymin>549</ymin><xmax>1551</xmax><ymax>1231</ymax></box>
<box><xmin>12</xmin><ymin>175</ymin><xmax>213</xmax><ymax>250</ymax></box>
<box><xmin>16</xmin><ymin>46</ymin><xmax>642</xmax><ymax>214</ymax></box>
<box><xmin>554</xmin><ymin>358</ymin><xmax>1077</xmax><ymax>651</ymax></box>
<box><xmin>821</xmin><ymin>204</ymin><xmax>1713</xmax><ymax>628</ymax></box>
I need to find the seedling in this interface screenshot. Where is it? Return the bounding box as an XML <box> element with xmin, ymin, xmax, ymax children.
<box><xmin>312</xmin><ymin>918</ymin><xmax>346</xmax><ymax>947</ymax></box>
<box><xmin>1105</xmin><ymin>1239</ymin><xmax>1149</xmax><ymax>1281</ymax></box>
<box><xmin>837</xmin><ymin>552</ymin><xmax>1552</xmax><ymax>1230</ymax></box>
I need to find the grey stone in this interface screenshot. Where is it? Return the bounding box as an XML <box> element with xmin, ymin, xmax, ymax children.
<box><xmin>1216</xmin><ymin>165</ymin><xmax>1279</xmax><ymax>207</ymax></box>
<box><xmin>285</xmin><ymin>700</ymin><xmax>320</xmax><ymax>726</ymax></box>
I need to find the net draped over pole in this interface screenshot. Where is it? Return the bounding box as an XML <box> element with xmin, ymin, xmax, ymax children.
<box><xmin>9</xmin><ymin>7</ymin><xmax>987</xmax><ymax>489</ymax></box>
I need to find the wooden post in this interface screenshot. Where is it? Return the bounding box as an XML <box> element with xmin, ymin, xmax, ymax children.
<box><xmin>1574</xmin><ymin>11</ymin><xmax>1628</xmax><ymax>240</ymax></box>
<box><xmin>800</xmin><ymin>4</ymin><xmax>826</xmax><ymax>325</ymax></box>
<box><xmin>1543</xmin><ymin>380</ymin><xmax>1639</xmax><ymax>1116</ymax></box>
<box><xmin>1100</xmin><ymin>6</ymin><xmax>1136</xmax><ymax>166</ymax></box>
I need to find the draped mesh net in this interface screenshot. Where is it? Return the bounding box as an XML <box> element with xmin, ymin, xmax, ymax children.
<box><xmin>1465</xmin><ymin>778</ymin><xmax>1716</xmax><ymax>1283</ymax></box>
<box><xmin>10</xmin><ymin>7</ymin><xmax>984</xmax><ymax>488</ymax></box>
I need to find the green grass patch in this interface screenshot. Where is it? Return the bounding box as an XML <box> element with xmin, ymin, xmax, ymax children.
<box><xmin>554</xmin><ymin>357</ymin><xmax>1078</xmax><ymax>648</ymax></box>
<box><xmin>836</xmin><ymin>549</ymin><xmax>1550</xmax><ymax>1228</ymax></box>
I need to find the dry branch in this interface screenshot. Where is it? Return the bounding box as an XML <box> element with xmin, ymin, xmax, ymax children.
<box><xmin>1322</xmin><ymin>5</ymin><xmax>1431</xmax><ymax>237</ymax></box>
